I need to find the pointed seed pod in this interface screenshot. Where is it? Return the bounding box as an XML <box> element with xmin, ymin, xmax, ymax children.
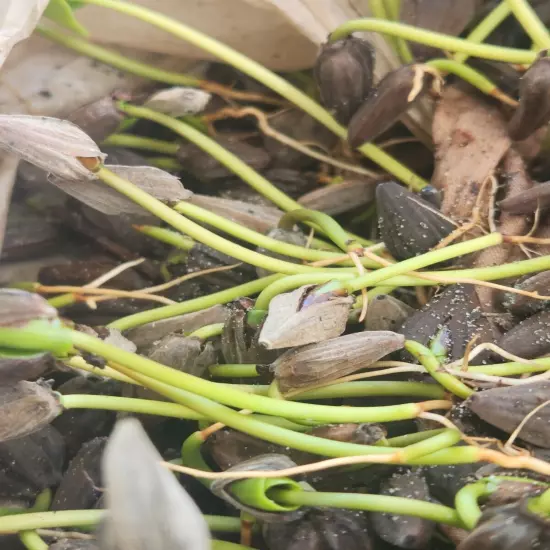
<box><xmin>100</xmin><ymin>418</ymin><xmax>211</xmax><ymax>550</ymax></box>
<box><xmin>256</xmin><ymin>227</ymin><xmax>307</xmax><ymax>278</ymax></box>
<box><xmin>466</xmin><ymin>381</ymin><xmax>550</xmax><ymax>447</ymax></box>
<box><xmin>508</xmin><ymin>52</ymin><xmax>550</xmax><ymax>141</ymax></box>
<box><xmin>0</xmin><ymin>382</ymin><xmax>61</xmax><ymax>442</ymax></box>
<box><xmin>503</xmin><ymin>270</ymin><xmax>550</xmax><ymax>316</ymax></box>
<box><xmin>377</xmin><ymin>181</ymin><xmax>455</xmax><ymax>261</ymax></box>
<box><xmin>348</xmin><ymin>65</ymin><xmax>438</xmax><ymax>147</ymax></box>
<box><xmin>500</xmin><ymin>180</ymin><xmax>550</xmax><ymax>215</ymax></box>
<box><xmin>67</xmin><ymin>96</ymin><xmax>124</xmax><ymax>143</ymax></box>
<box><xmin>52</xmin><ymin>437</ymin><xmax>106</xmax><ymax>511</ymax></box>
<box><xmin>370</xmin><ymin>471</ymin><xmax>435</xmax><ymax>549</ymax></box>
<box><xmin>0</xmin><ymin>353</ymin><xmax>53</xmax><ymax>384</ymax></box>
<box><xmin>497</xmin><ymin>310</ymin><xmax>550</xmax><ymax>359</ymax></box>
<box><xmin>0</xmin><ymin>115</ymin><xmax>104</xmax><ymax>179</ymax></box>
<box><xmin>314</xmin><ymin>37</ymin><xmax>375</xmax><ymax>125</ymax></box>
<box><xmin>458</xmin><ymin>501</ymin><xmax>550</xmax><ymax>550</ymax></box>
<box><xmin>210</xmin><ymin>454</ymin><xmax>307</xmax><ymax>522</ymax></box>
<box><xmin>273</xmin><ymin>330</ymin><xmax>404</xmax><ymax>393</ymax></box>
<box><xmin>263</xmin><ymin>507</ymin><xmax>374</xmax><ymax>550</ymax></box>
<box><xmin>485</xmin><ymin>480</ymin><xmax>544</xmax><ymax>507</ymax></box>
<box><xmin>0</xmin><ymin>289</ymin><xmax>57</xmax><ymax>327</ymax></box>
<box><xmin>364</xmin><ymin>294</ymin><xmax>415</xmax><ymax>332</ymax></box>
<box><xmin>259</xmin><ymin>282</ymin><xmax>354</xmax><ymax>349</ymax></box>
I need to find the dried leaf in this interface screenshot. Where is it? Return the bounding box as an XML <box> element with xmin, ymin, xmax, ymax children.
<box><xmin>259</xmin><ymin>283</ymin><xmax>354</xmax><ymax>349</ymax></box>
<box><xmin>0</xmin><ymin>115</ymin><xmax>104</xmax><ymax>180</ymax></box>
<box><xmin>273</xmin><ymin>331</ymin><xmax>405</xmax><ymax>392</ymax></box>
<box><xmin>101</xmin><ymin>418</ymin><xmax>210</xmax><ymax>550</ymax></box>
<box><xmin>144</xmin><ymin>87</ymin><xmax>211</xmax><ymax>117</ymax></box>
<box><xmin>49</xmin><ymin>164</ymin><xmax>191</xmax><ymax>215</ymax></box>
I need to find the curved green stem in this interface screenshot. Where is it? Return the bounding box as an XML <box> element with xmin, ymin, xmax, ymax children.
<box><xmin>278</xmin><ymin>209</ymin><xmax>363</xmax><ymax>253</ymax></box>
<box><xmin>135</xmin><ymin>225</ymin><xmax>196</xmax><ymax>250</ymax></box>
<box><xmin>209</xmin><ymin>364</ymin><xmax>260</xmax><ymax>378</ymax></box>
<box><xmin>505</xmin><ymin>0</ymin><xmax>550</xmax><ymax>49</ymax></box>
<box><xmin>454</xmin><ymin>2</ymin><xmax>512</xmax><ymax>63</ymax></box>
<box><xmin>212</xmin><ymin>542</ymin><xmax>256</xmax><ymax>550</ymax></box>
<box><xmin>182</xmin><ymin>432</ymin><xmax>213</xmax><ymax>487</ymax></box>
<box><xmin>530</xmin><ymin>487</ymin><xmax>550</xmax><ymax>516</ymax></box>
<box><xmin>329</xmin><ymin>19</ymin><xmax>536</xmax><ymax>63</ymax></box>
<box><xmin>59</xmin><ymin>393</ymin><xmax>205</xmax><ymax>420</ymax></box>
<box><xmin>175</xmin><ymin>201</ymin><xmax>380</xmax><ymax>267</ymax></box>
<box><xmin>271</xmin><ymin>488</ymin><xmax>462</xmax><ymax>526</ymax></box>
<box><xmin>0</xmin><ymin>322</ymin><xmax>72</xmax><ymax>356</ymax></box>
<box><xmin>71</xmin><ymin>328</ymin><xmax>448</xmax><ymax>426</ymax></box>
<box><xmin>97</xmin><ymin>165</ymin><xmax>349</xmax><ymax>275</ymax></box>
<box><xmin>102</xmin><ymin>134</ymin><xmax>180</xmax><ymax>155</ymax></box>
<box><xmin>37</xmin><ymin>25</ymin><xmax>200</xmax><ymax>86</ymax></box>
<box><xmin>426</xmin><ymin>59</ymin><xmax>518</xmax><ymax>105</ymax></box>
<box><xmin>79</xmin><ymin>0</ymin><xmax>427</xmax><ymax>189</ymax></box>
<box><xmin>405</xmin><ymin>341</ymin><xmax>474</xmax><ymax>399</ymax></box>
<box><xmin>386</xmin><ymin>428</ymin><xmax>446</xmax><ymax>447</ymax></box>
<box><xmin>455</xmin><ymin>480</ymin><xmax>495</xmax><ymax>529</ymax></box>
<box><xmin>19</xmin><ymin>531</ymin><xmax>47</xmax><ymax>550</ymax></box>
<box><xmin>188</xmin><ymin>323</ymin><xmax>225</xmax><ymax>340</ymax></box>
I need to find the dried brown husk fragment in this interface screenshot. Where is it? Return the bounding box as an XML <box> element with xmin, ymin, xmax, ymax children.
<box><xmin>273</xmin><ymin>331</ymin><xmax>404</xmax><ymax>393</ymax></box>
<box><xmin>364</xmin><ymin>294</ymin><xmax>415</xmax><ymax>332</ymax></box>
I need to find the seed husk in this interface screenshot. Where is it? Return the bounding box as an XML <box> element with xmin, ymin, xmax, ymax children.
<box><xmin>376</xmin><ymin>181</ymin><xmax>455</xmax><ymax>261</ymax></box>
<box><xmin>314</xmin><ymin>37</ymin><xmax>375</xmax><ymax>125</ymax></box>
<box><xmin>364</xmin><ymin>294</ymin><xmax>415</xmax><ymax>332</ymax></box>
<box><xmin>497</xmin><ymin>310</ymin><xmax>550</xmax><ymax>359</ymax></box>
<box><xmin>259</xmin><ymin>283</ymin><xmax>354</xmax><ymax>350</ymax></box>
<box><xmin>348</xmin><ymin>65</ymin><xmax>436</xmax><ymax>147</ymax></box>
<box><xmin>67</xmin><ymin>96</ymin><xmax>124</xmax><ymax>143</ymax></box>
<box><xmin>502</xmin><ymin>270</ymin><xmax>550</xmax><ymax>316</ymax></box>
<box><xmin>0</xmin><ymin>289</ymin><xmax>57</xmax><ymax>328</ymax></box>
<box><xmin>499</xmin><ymin>181</ymin><xmax>550</xmax><ymax>215</ymax></box>
<box><xmin>508</xmin><ymin>53</ymin><xmax>550</xmax><ymax>141</ymax></box>
<box><xmin>466</xmin><ymin>381</ymin><xmax>550</xmax><ymax>448</ymax></box>
<box><xmin>50</xmin><ymin>541</ymin><xmax>99</xmax><ymax>550</ymax></box>
<box><xmin>370</xmin><ymin>470</ymin><xmax>435</xmax><ymax>549</ymax></box>
<box><xmin>273</xmin><ymin>330</ymin><xmax>404</xmax><ymax>393</ymax></box>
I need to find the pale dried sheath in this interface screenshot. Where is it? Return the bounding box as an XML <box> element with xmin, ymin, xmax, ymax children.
<box><xmin>144</xmin><ymin>87</ymin><xmax>211</xmax><ymax>117</ymax></box>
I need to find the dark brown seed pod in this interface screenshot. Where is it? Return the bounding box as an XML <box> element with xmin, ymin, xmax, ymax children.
<box><xmin>508</xmin><ymin>53</ymin><xmax>550</xmax><ymax>141</ymax></box>
<box><xmin>67</xmin><ymin>96</ymin><xmax>124</xmax><ymax>143</ymax></box>
<box><xmin>52</xmin><ymin>437</ymin><xmax>106</xmax><ymax>511</ymax></box>
<box><xmin>222</xmin><ymin>299</ymin><xmax>279</xmax><ymax>365</ymax></box>
<box><xmin>314</xmin><ymin>37</ymin><xmax>375</xmax><ymax>125</ymax></box>
<box><xmin>297</xmin><ymin>178</ymin><xmax>376</xmax><ymax>216</ymax></box>
<box><xmin>466</xmin><ymin>381</ymin><xmax>550</xmax><ymax>447</ymax></box>
<box><xmin>0</xmin><ymin>382</ymin><xmax>61</xmax><ymax>442</ymax></box>
<box><xmin>499</xmin><ymin>181</ymin><xmax>550</xmax><ymax>214</ymax></box>
<box><xmin>256</xmin><ymin>227</ymin><xmax>307</xmax><ymax>278</ymax></box>
<box><xmin>348</xmin><ymin>65</ymin><xmax>437</xmax><ymax>147</ymax></box>
<box><xmin>272</xmin><ymin>330</ymin><xmax>404</xmax><ymax>393</ymax></box>
<box><xmin>485</xmin><ymin>480</ymin><xmax>544</xmax><ymax>506</ymax></box>
<box><xmin>364</xmin><ymin>294</ymin><xmax>415</xmax><ymax>332</ymax></box>
<box><xmin>503</xmin><ymin>271</ymin><xmax>550</xmax><ymax>316</ymax></box>
<box><xmin>0</xmin><ymin>353</ymin><xmax>53</xmax><ymax>384</ymax></box>
<box><xmin>376</xmin><ymin>181</ymin><xmax>455</xmax><ymax>261</ymax></box>
<box><xmin>497</xmin><ymin>310</ymin><xmax>550</xmax><ymax>359</ymax></box>
<box><xmin>53</xmin><ymin>377</ymin><xmax>121</xmax><ymax>460</ymax></box>
<box><xmin>210</xmin><ymin>454</ymin><xmax>307</xmax><ymax>522</ymax></box>
<box><xmin>259</xmin><ymin>283</ymin><xmax>354</xmax><ymax>349</ymax></box>
<box><xmin>263</xmin><ymin>507</ymin><xmax>374</xmax><ymax>550</ymax></box>
<box><xmin>145</xmin><ymin>335</ymin><xmax>215</xmax><ymax>378</ymax></box>
<box><xmin>0</xmin><ymin>426</ymin><xmax>65</xmax><ymax>504</ymax></box>
<box><xmin>457</xmin><ymin>501</ymin><xmax>550</xmax><ymax>550</ymax></box>
<box><xmin>177</xmin><ymin>136</ymin><xmax>270</xmax><ymax>181</ymax></box>
<box><xmin>308</xmin><ymin>423</ymin><xmax>387</xmax><ymax>445</ymax></box>
<box><xmin>401</xmin><ymin>284</ymin><xmax>495</xmax><ymax>361</ymax></box>
<box><xmin>0</xmin><ymin>289</ymin><xmax>57</xmax><ymax>328</ymax></box>
<box><xmin>370</xmin><ymin>470</ymin><xmax>435</xmax><ymax>549</ymax></box>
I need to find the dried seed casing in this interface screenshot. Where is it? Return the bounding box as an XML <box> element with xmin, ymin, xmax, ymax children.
<box><xmin>364</xmin><ymin>294</ymin><xmax>415</xmax><ymax>332</ymax></box>
<box><xmin>499</xmin><ymin>181</ymin><xmax>550</xmax><ymax>214</ymax></box>
<box><xmin>497</xmin><ymin>310</ymin><xmax>550</xmax><ymax>359</ymax></box>
<box><xmin>502</xmin><ymin>270</ymin><xmax>550</xmax><ymax>316</ymax></box>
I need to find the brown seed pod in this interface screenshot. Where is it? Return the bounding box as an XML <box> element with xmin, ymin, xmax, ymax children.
<box><xmin>502</xmin><ymin>270</ymin><xmax>550</xmax><ymax>316</ymax></box>
<box><xmin>500</xmin><ymin>180</ymin><xmax>550</xmax><ymax>215</ymax></box>
<box><xmin>370</xmin><ymin>470</ymin><xmax>436</xmax><ymax>549</ymax></box>
<box><xmin>297</xmin><ymin>178</ymin><xmax>376</xmax><ymax>216</ymax></box>
<box><xmin>259</xmin><ymin>283</ymin><xmax>354</xmax><ymax>349</ymax></box>
<box><xmin>67</xmin><ymin>96</ymin><xmax>124</xmax><ymax>143</ymax></box>
<box><xmin>458</xmin><ymin>501</ymin><xmax>550</xmax><ymax>550</ymax></box>
<box><xmin>364</xmin><ymin>294</ymin><xmax>415</xmax><ymax>332</ymax></box>
<box><xmin>263</xmin><ymin>507</ymin><xmax>374</xmax><ymax>550</ymax></box>
<box><xmin>0</xmin><ymin>289</ymin><xmax>57</xmax><ymax>328</ymax></box>
<box><xmin>466</xmin><ymin>381</ymin><xmax>550</xmax><ymax>448</ymax></box>
<box><xmin>273</xmin><ymin>330</ymin><xmax>404</xmax><ymax>393</ymax></box>
<box><xmin>497</xmin><ymin>310</ymin><xmax>550</xmax><ymax>359</ymax></box>
<box><xmin>348</xmin><ymin>65</ymin><xmax>436</xmax><ymax>147</ymax></box>
<box><xmin>314</xmin><ymin>37</ymin><xmax>375</xmax><ymax>125</ymax></box>
<box><xmin>485</xmin><ymin>480</ymin><xmax>544</xmax><ymax>507</ymax></box>
<box><xmin>508</xmin><ymin>53</ymin><xmax>550</xmax><ymax>141</ymax></box>
<box><xmin>50</xmin><ymin>541</ymin><xmax>99</xmax><ymax>550</ymax></box>
<box><xmin>256</xmin><ymin>227</ymin><xmax>307</xmax><ymax>278</ymax></box>
<box><xmin>401</xmin><ymin>284</ymin><xmax>496</xmax><ymax>362</ymax></box>
<box><xmin>0</xmin><ymin>382</ymin><xmax>61</xmax><ymax>442</ymax></box>
<box><xmin>210</xmin><ymin>454</ymin><xmax>307</xmax><ymax>522</ymax></box>
<box><xmin>376</xmin><ymin>181</ymin><xmax>455</xmax><ymax>261</ymax></box>
<box><xmin>52</xmin><ymin>437</ymin><xmax>106</xmax><ymax>511</ymax></box>
<box><xmin>0</xmin><ymin>353</ymin><xmax>53</xmax><ymax>385</ymax></box>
